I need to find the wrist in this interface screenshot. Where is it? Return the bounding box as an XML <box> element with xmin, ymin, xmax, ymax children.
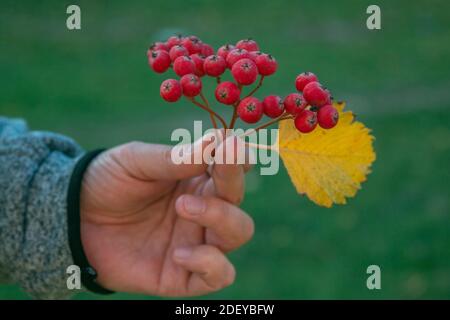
<box><xmin>67</xmin><ymin>149</ymin><xmax>114</xmax><ymax>295</ymax></box>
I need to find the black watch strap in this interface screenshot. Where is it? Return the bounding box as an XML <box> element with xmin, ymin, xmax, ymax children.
<box><xmin>67</xmin><ymin>149</ymin><xmax>114</xmax><ymax>295</ymax></box>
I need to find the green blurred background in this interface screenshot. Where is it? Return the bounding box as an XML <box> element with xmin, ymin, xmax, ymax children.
<box><xmin>1</xmin><ymin>0</ymin><xmax>449</xmax><ymax>299</ymax></box>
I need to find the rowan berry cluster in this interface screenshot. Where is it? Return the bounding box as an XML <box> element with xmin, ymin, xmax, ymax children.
<box><xmin>147</xmin><ymin>35</ymin><xmax>339</xmax><ymax>133</ymax></box>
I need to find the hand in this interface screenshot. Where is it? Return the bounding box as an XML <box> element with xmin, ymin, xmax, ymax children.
<box><xmin>79</xmin><ymin>133</ymin><xmax>254</xmax><ymax>296</ymax></box>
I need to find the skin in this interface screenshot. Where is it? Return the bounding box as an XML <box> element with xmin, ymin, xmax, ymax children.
<box><xmin>80</xmin><ymin>133</ymin><xmax>254</xmax><ymax>296</ymax></box>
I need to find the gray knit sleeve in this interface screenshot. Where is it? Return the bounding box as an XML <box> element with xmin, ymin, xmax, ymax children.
<box><xmin>0</xmin><ymin>117</ymin><xmax>84</xmax><ymax>299</ymax></box>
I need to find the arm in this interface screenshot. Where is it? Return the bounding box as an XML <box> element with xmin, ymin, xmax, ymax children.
<box><xmin>0</xmin><ymin>117</ymin><xmax>84</xmax><ymax>299</ymax></box>
<box><xmin>0</xmin><ymin>117</ymin><xmax>254</xmax><ymax>298</ymax></box>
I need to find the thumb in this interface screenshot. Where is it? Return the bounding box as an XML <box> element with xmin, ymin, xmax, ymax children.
<box><xmin>112</xmin><ymin>130</ymin><xmax>222</xmax><ymax>181</ymax></box>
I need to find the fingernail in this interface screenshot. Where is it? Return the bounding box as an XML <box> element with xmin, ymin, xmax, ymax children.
<box><xmin>174</xmin><ymin>247</ymin><xmax>192</xmax><ymax>260</ymax></box>
<box><xmin>182</xmin><ymin>195</ymin><xmax>205</xmax><ymax>215</ymax></box>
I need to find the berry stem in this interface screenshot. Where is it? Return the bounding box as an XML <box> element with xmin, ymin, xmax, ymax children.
<box><xmin>199</xmin><ymin>92</ymin><xmax>218</xmax><ymax>129</ymax></box>
<box><xmin>228</xmin><ymin>76</ymin><xmax>265</xmax><ymax>129</ymax></box>
<box><xmin>228</xmin><ymin>85</ymin><xmax>245</xmax><ymax>129</ymax></box>
<box><xmin>241</xmin><ymin>113</ymin><xmax>293</xmax><ymax>137</ymax></box>
<box><xmin>244</xmin><ymin>75</ymin><xmax>265</xmax><ymax>99</ymax></box>
<box><xmin>229</xmin><ymin>105</ymin><xmax>239</xmax><ymax>129</ymax></box>
<box><xmin>188</xmin><ymin>97</ymin><xmax>228</xmax><ymax>129</ymax></box>
<box><xmin>216</xmin><ymin>77</ymin><xmax>221</xmax><ymax>84</ymax></box>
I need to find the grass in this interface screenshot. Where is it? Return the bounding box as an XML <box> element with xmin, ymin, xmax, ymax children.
<box><xmin>0</xmin><ymin>0</ymin><xmax>449</xmax><ymax>299</ymax></box>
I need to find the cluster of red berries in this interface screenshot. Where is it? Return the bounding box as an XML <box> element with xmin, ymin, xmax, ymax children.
<box><xmin>285</xmin><ymin>73</ymin><xmax>338</xmax><ymax>132</ymax></box>
<box><xmin>147</xmin><ymin>35</ymin><xmax>338</xmax><ymax>133</ymax></box>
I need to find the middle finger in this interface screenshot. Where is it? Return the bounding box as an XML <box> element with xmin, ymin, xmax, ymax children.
<box><xmin>175</xmin><ymin>194</ymin><xmax>255</xmax><ymax>252</ymax></box>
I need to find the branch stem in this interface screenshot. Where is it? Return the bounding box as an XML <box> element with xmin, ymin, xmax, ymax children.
<box><xmin>241</xmin><ymin>113</ymin><xmax>293</xmax><ymax>137</ymax></box>
<box><xmin>244</xmin><ymin>75</ymin><xmax>265</xmax><ymax>99</ymax></box>
<box><xmin>189</xmin><ymin>97</ymin><xmax>228</xmax><ymax>129</ymax></box>
<box><xmin>199</xmin><ymin>92</ymin><xmax>217</xmax><ymax>129</ymax></box>
<box><xmin>229</xmin><ymin>105</ymin><xmax>239</xmax><ymax>129</ymax></box>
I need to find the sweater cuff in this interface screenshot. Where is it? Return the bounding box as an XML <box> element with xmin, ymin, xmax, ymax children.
<box><xmin>10</xmin><ymin>149</ymin><xmax>83</xmax><ymax>299</ymax></box>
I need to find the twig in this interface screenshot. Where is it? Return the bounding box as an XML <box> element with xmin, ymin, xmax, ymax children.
<box><xmin>229</xmin><ymin>76</ymin><xmax>266</xmax><ymax>128</ymax></box>
<box><xmin>241</xmin><ymin>113</ymin><xmax>293</xmax><ymax>137</ymax></box>
<box><xmin>244</xmin><ymin>75</ymin><xmax>265</xmax><ymax>99</ymax></box>
<box><xmin>228</xmin><ymin>85</ymin><xmax>245</xmax><ymax>129</ymax></box>
<box><xmin>200</xmin><ymin>92</ymin><xmax>217</xmax><ymax>129</ymax></box>
<box><xmin>188</xmin><ymin>97</ymin><xmax>228</xmax><ymax>129</ymax></box>
<box><xmin>229</xmin><ymin>104</ymin><xmax>239</xmax><ymax>129</ymax></box>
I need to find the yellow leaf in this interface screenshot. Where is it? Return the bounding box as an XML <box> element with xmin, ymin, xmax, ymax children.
<box><xmin>278</xmin><ymin>102</ymin><xmax>376</xmax><ymax>207</ymax></box>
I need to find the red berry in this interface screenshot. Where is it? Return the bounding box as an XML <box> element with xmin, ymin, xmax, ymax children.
<box><xmin>317</xmin><ymin>105</ymin><xmax>339</xmax><ymax>129</ymax></box>
<box><xmin>248</xmin><ymin>50</ymin><xmax>262</xmax><ymax>62</ymax></box>
<box><xmin>295</xmin><ymin>72</ymin><xmax>318</xmax><ymax>92</ymax></box>
<box><xmin>148</xmin><ymin>50</ymin><xmax>171</xmax><ymax>73</ymax></box>
<box><xmin>160</xmin><ymin>79</ymin><xmax>182</xmax><ymax>102</ymax></box>
<box><xmin>180</xmin><ymin>74</ymin><xmax>202</xmax><ymax>97</ymax></box>
<box><xmin>173</xmin><ymin>56</ymin><xmax>196</xmax><ymax>76</ymax></box>
<box><xmin>236</xmin><ymin>39</ymin><xmax>260</xmax><ymax>52</ymax></box>
<box><xmin>284</xmin><ymin>93</ymin><xmax>308</xmax><ymax>115</ymax></box>
<box><xmin>303</xmin><ymin>81</ymin><xmax>330</xmax><ymax>107</ymax></box>
<box><xmin>169</xmin><ymin>45</ymin><xmax>189</xmax><ymax>61</ymax></box>
<box><xmin>217</xmin><ymin>44</ymin><xmax>235</xmax><ymax>60</ymax></box>
<box><xmin>190</xmin><ymin>53</ymin><xmax>205</xmax><ymax>77</ymax></box>
<box><xmin>323</xmin><ymin>96</ymin><xmax>332</xmax><ymax>107</ymax></box>
<box><xmin>181</xmin><ymin>36</ymin><xmax>202</xmax><ymax>54</ymax></box>
<box><xmin>150</xmin><ymin>42</ymin><xmax>168</xmax><ymax>51</ymax></box>
<box><xmin>263</xmin><ymin>95</ymin><xmax>284</xmax><ymax>118</ymax></box>
<box><xmin>147</xmin><ymin>42</ymin><xmax>169</xmax><ymax>57</ymax></box>
<box><xmin>215</xmin><ymin>81</ymin><xmax>241</xmax><ymax>105</ymax></box>
<box><xmin>231</xmin><ymin>58</ymin><xmax>258</xmax><ymax>85</ymax></box>
<box><xmin>294</xmin><ymin>110</ymin><xmax>318</xmax><ymax>133</ymax></box>
<box><xmin>255</xmin><ymin>53</ymin><xmax>277</xmax><ymax>76</ymax></box>
<box><xmin>201</xmin><ymin>43</ymin><xmax>215</xmax><ymax>57</ymax></box>
<box><xmin>237</xmin><ymin>97</ymin><xmax>263</xmax><ymax>123</ymax></box>
<box><xmin>203</xmin><ymin>55</ymin><xmax>227</xmax><ymax>77</ymax></box>
<box><xmin>166</xmin><ymin>35</ymin><xmax>183</xmax><ymax>49</ymax></box>
<box><xmin>226</xmin><ymin>48</ymin><xmax>251</xmax><ymax>68</ymax></box>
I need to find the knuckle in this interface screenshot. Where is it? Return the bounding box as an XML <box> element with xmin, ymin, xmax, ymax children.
<box><xmin>110</xmin><ymin>141</ymin><xmax>137</xmax><ymax>162</ymax></box>
<box><xmin>218</xmin><ymin>200</ymin><xmax>231</xmax><ymax>216</ymax></box>
<box><xmin>164</xmin><ymin>147</ymin><xmax>174</xmax><ymax>165</ymax></box>
<box><xmin>202</xmin><ymin>247</ymin><xmax>221</xmax><ymax>269</ymax></box>
<box><xmin>227</xmin><ymin>192</ymin><xmax>244</xmax><ymax>205</ymax></box>
<box><xmin>125</xmin><ymin>141</ymin><xmax>144</xmax><ymax>152</ymax></box>
<box><xmin>116</xmin><ymin>141</ymin><xmax>142</xmax><ymax>160</ymax></box>
<box><xmin>235</xmin><ymin>194</ymin><xmax>244</xmax><ymax>205</ymax></box>
<box><xmin>207</xmin><ymin>197</ymin><xmax>229</xmax><ymax>217</ymax></box>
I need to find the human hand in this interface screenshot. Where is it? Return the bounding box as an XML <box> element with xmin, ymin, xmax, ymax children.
<box><xmin>79</xmin><ymin>133</ymin><xmax>254</xmax><ymax>296</ymax></box>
